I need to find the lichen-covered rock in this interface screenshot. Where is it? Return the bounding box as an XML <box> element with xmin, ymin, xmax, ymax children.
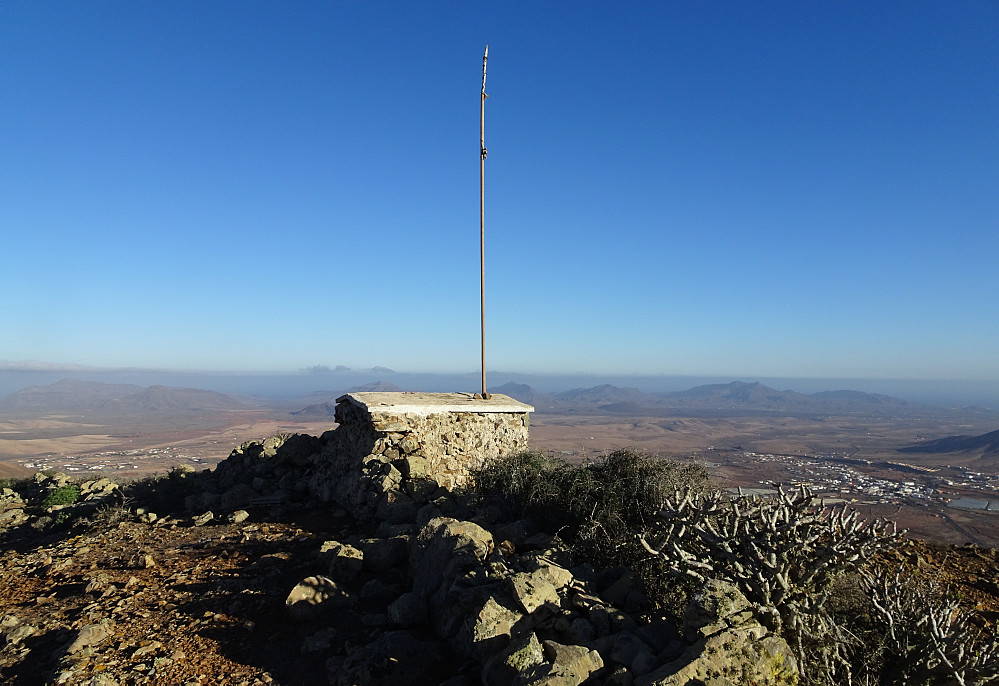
<box><xmin>80</xmin><ymin>478</ymin><xmax>118</xmax><ymax>501</ymax></box>
<box><xmin>536</xmin><ymin>640</ymin><xmax>605</xmax><ymax>685</ymax></box>
<box><xmin>319</xmin><ymin>541</ymin><xmax>364</xmax><ymax>582</ymax></box>
<box><xmin>508</xmin><ymin>569</ymin><xmax>560</xmax><ymax>614</ymax></box>
<box><xmin>482</xmin><ymin>632</ymin><xmax>547</xmax><ymax>686</ymax></box>
<box><xmin>682</xmin><ymin>578</ymin><xmax>752</xmax><ymax>641</ymax></box>
<box><xmin>410</xmin><ymin>517</ymin><xmax>494</xmax><ymax>601</ymax></box>
<box><xmin>192</xmin><ymin>511</ymin><xmax>214</xmax><ymax>527</ymax></box>
<box><xmin>625</xmin><ymin>580</ymin><xmax>799</xmax><ymax>684</ymax></box>
<box><xmin>533</xmin><ymin>560</ymin><xmax>574</xmax><ymax>592</ymax></box>
<box><xmin>482</xmin><ymin>635</ymin><xmax>603</xmax><ymax>685</ymax></box>
<box><xmin>227</xmin><ymin>509</ymin><xmax>249</xmax><ymax>524</ymax></box>
<box><xmin>0</xmin><ymin>488</ymin><xmax>23</xmax><ymax>503</ymax></box>
<box><xmin>0</xmin><ymin>508</ymin><xmax>27</xmax><ymax>528</ymax></box>
<box><xmin>65</xmin><ymin>620</ymin><xmax>114</xmax><ymax>654</ymax></box>
<box><xmin>285</xmin><ymin>575</ymin><xmax>350</xmax><ymax>621</ymax></box>
<box><xmin>635</xmin><ymin>625</ymin><xmax>797</xmax><ymax>686</ymax></box>
<box><xmin>465</xmin><ymin>596</ymin><xmax>522</xmax><ymax>659</ymax></box>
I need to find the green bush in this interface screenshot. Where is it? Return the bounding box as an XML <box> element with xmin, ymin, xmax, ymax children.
<box><xmin>473</xmin><ymin>449</ymin><xmax>711</xmax><ymax>619</ymax></box>
<box><xmin>42</xmin><ymin>484</ymin><xmax>81</xmax><ymax>507</ymax></box>
<box><xmin>475</xmin><ymin>449</ymin><xmax>709</xmax><ymax>538</ymax></box>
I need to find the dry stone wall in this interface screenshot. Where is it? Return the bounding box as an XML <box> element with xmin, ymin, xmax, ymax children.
<box><xmin>309</xmin><ymin>393</ymin><xmax>532</xmax><ymax>510</ymax></box>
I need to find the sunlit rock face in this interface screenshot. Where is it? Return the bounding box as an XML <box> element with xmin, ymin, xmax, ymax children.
<box><xmin>309</xmin><ymin>392</ymin><xmax>533</xmax><ymax>507</ymax></box>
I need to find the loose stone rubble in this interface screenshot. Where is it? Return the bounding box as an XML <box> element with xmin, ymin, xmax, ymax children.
<box><xmin>0</xmin><ymin>393</ymin><xmax>802</xmax><ymax>685</ymax></box>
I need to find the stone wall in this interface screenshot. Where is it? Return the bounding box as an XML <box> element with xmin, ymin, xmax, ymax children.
<box><xmin>309</xmin><ymin>392</ymin><xmax>533</xmax><ymax>511</ymax></box>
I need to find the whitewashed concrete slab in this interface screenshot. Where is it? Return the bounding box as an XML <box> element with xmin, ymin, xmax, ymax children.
<box><xmin>338</xmin><ymin>392</ymin><xmax>533</xmax><ymax>416</ymax></box>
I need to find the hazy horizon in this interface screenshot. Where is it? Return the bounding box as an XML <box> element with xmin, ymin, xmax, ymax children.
<box><xmin>3</xmin><ymin>360</ymin><xmax>999</xmax><ymax>410</ymax></box>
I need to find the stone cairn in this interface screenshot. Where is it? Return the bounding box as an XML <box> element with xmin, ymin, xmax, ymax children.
<box><xmin>309</xmin><ymin>392</ymin><xmax>533</xmax><ymax>519</ymax></box>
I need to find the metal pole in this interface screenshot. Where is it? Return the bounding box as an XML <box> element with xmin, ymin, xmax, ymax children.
<box><xmin>479</xmin><ymin>45</ymin><xmax>490</xmax><ymax>399</ymax></box>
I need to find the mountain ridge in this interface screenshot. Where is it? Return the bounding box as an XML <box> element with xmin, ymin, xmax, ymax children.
<box><xmin>0</xmin><ymin>379</ymin><xmax>247</xmax><ymax>416</ymax></box>
<box><xmin>899</xmin><ymin>428</ymin><xmax>999</xmax><ymax>459</ymax></box>
<box><xmin>489</xmin><ymin>380</ymin><xmax>978</xmax><ymax>419</ymax></box>
<box><xmin>4</xmin><ymin>378</ymin><xmax>996</xmax><ymax>423</ymax></box>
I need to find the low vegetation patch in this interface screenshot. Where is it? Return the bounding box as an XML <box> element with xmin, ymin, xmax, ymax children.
<box><xmin>41</xmin><ymin>484</ymin><xmax>80</xmax><ymax>508</ymax></box>
<box><xmin>474</xmin><ymin>448</ymin><xmax>709</xmax><ymax>540</ymax></box>
<box><xmin>473</xmin><ymin>449</ymin><xmax>711</xmax><ymax>619</ymax></box>
<box><xmin>117</xmin><ymin>464</ymin><xmax>207</xmax><ymax>513</ymax></box>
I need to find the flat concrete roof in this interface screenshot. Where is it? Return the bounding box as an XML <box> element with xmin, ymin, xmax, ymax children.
<box><xmin>338</xmin><ymin>392</ymin><xmax>533</xmax><ymax>415</ymax></box>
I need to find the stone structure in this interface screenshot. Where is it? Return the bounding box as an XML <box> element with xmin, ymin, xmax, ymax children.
<box><xmin>310</xmin><ymin>392</ymin><xmax>533</xmax><ymax>509</ymax></box>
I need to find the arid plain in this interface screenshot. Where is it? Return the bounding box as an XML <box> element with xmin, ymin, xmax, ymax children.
<box><xmin>3</xmin><ymin>379</ymin><xmax>999</xmax><ymax>547</ymax></box>
<box><xmin>528</xmin><ymin>411</ymin><xmax>999</xmax><ymax>547</ymax></box>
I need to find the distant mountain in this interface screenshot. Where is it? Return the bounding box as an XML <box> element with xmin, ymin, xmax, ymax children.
<box><xmin>99</xmin><ymin>385</ymin><xmax>246</xmax><ymax>413</ymax></box>
<box><xmin>0</xmin><ymin>378</ymin><xmax>142</xmax><ymax>413</ymax></box>
<box><xmin>289</xmin><ymin>381</ymin><xmax>404</xmax><ymax>417</ymax></box>
<box><xmin>0</xmin><ymin>379</ymin><xmax>246</xmax><ymax>415</ymax></box>
<box><xmin>659</xmin><ymin>381</ymin><xmax>813</xmax><ymax>410</ymax></box>
<box><xmin>654</xmin><ymin>381</ymin><xmax>936</xmax><ymax>417</ymax></box>
<box><xmin>594</xmin><ymin>401</ymin><xmax>650</xmax><ymax>415</ymax></box>
<box><xmin>555</xmin><ymin>384</ymin><xmax>658</xmax><ymax>407</ymax></box>
<box><xmin>290</xmin><ymin>402</ymin><xmax>338</xmax><ymax>418</ymax></box>
<box><xmin>487</xmin><ymin>382</ymin><xmax>552</xmax><ymax>407</ymax></box>
<box><xmin>347</xmin><ymin>381</ymin><xmax>403</xmax><ymax>393</ymax></box>
<box><xmin>810</xmin><ymin>390</ymin><xmax>913</xmax><ymax>410</ymax></box>
<box><xmin>0</xmin><ymin>360</ymin><xmax>97</xmax><ymax>371</ymax></box>
<box><xmin>488</xmin><ymin>380</ymin><xmax>952</xmax><ymax>418</ymax></box>
<box><xmin>491</xmin><ymin>381</ymin><xmax>807</xmax><ymax>415</ymax></box>
<box><xmin>899</xmin><ymin>428</ymin><xmax>999</xmax><ymax>459</ymax></box>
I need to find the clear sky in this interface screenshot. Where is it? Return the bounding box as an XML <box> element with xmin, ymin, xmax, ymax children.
<box><xmin>2</xmin><ymin>2</ymin><xmax>997</xmax><ymax>380</ymax></box>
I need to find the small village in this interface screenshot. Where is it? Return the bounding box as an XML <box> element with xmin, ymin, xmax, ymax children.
<box><xmin>19</xmin><ymin>446</ymin><xmax>210</xmax><ymax>475</ymax></box>
<box><xmin>741</xmin><ymin>451</ymin><xmax>999</xmax><ymax>510</ymax></box>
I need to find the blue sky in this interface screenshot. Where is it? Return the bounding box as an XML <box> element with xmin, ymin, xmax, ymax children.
<box><xmin>2</xmin><ymin>2</ymin><xmax>997</xmax><ymax>380</ymax></box>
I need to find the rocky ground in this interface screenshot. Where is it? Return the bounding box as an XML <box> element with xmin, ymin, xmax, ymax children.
<box><xmin>2</xmin><ymin>448</ymin><xmax>998</xmax><ymax>686</ymax></box>
<box><xmin>899</xmin><ymin>541</ymin><xmax>999</xmax><ymax>627</ymax></box>
<box><xmin>0</xmin><ymin>501</ymin><xmax>405</xmax><ymax>685</ymax></box>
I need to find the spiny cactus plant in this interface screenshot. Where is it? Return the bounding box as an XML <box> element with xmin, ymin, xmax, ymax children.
<box><xmin>862</xmin><ymin>569</ymin><xmax>999</xmax><ymax>685</ymax></box>
<box><xmin>638</xmin><ymin>484</ymin><xmax>900</xmax><ymax>632</ymax></box>
<box><xmin>638</xmin><ymin>484</ymin><xmax>902</xmax><ymax>682</ymax></box>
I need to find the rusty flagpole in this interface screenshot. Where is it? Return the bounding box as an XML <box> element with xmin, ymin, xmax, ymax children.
<box><xmin>478</xmin><ymin>45</ymin><xmax>490</xmax><ymax>399</ymax></box>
